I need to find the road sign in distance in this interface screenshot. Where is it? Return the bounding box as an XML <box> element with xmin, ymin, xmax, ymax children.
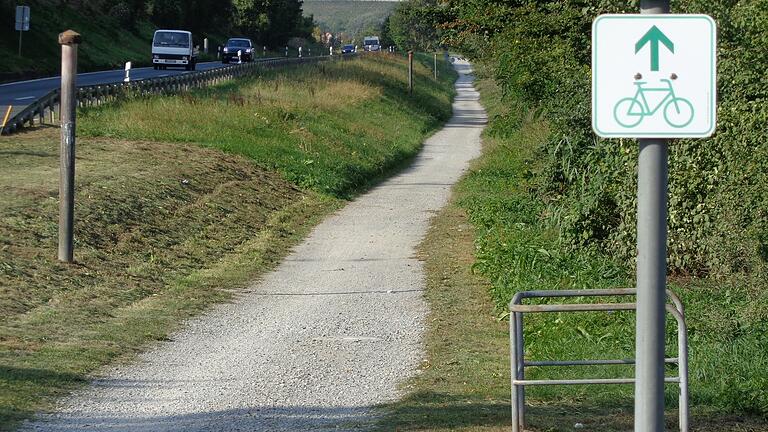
<box><xmin>15</xmin><ymin>6</ymin><xmax>30</xmax><ymax>31</ymax></box>
<box><xmin>592</xmin><ymin>14</ymin><xmax>716</xmax><ymax>138</ymax></box>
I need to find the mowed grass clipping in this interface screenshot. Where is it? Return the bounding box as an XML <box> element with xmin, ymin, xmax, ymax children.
<box><xmin>0</xmin><ymin>54</ymin><xmax>458</xmax><ymax>430</ymax></box>
<box><xmin>377</xmin><ymin>76</ymin><xmax>768</xmax><ymax>431</ymax></box>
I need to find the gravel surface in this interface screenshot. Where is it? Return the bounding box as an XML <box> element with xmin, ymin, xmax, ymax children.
<box><xmin>21</xmin><ymin>59</ymin><xmax>486</xmax><ymax>432</ymax></box>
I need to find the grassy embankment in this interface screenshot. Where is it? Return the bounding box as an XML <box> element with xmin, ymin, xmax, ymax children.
<box><xmin>379</xmin><ymin>75</ymin><xmax>768</xmax><ymax>431</ymax></box>
<box><xmin>0</xmin><ymin>53</ymin><xmax>457</xmax><ymax>431</ymax></box>
<box><xmin>0</xmin><ymin>5</ymin><xmax>155</xmax><ymax>79</ymax></box>
<box><xmin>0</xmin><ymin>3</ymin><xmax>287</xmax><ymax>81</ymax></box>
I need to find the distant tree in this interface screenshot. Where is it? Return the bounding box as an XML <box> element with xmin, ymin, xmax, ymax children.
<box><xmin>232</xmin><ymin>0</ymin><xmax>270</xmax><ymax>41</ymax></box>
<box><xmin>148</xmin><ymin>0</ymin><xmax>183</xmax><ymax>28</ymax></box>
<box><xmin>379</xmin><ymin>16</ymin><xmax>395</xmax><ymax>48</ymax></box>
<box><xmin>264</xmin><ymin>0</ymin><xmax>306</xmax><ymax>46</ymax></box>
<box><xmin>388</xmin><ymin>0</ymin><xmax>445</xmax><ymax>51</ymax></box>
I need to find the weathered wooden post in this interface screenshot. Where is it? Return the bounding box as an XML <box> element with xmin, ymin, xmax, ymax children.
<box><xmin>58</xmin><ymin>30</ymin><xmax>81</xmax><ymax>263</ymax></box>
<box><xmin>408</xmin><ymin>50</ymin><xmax>414</xmax><ymax>95</ymax></box>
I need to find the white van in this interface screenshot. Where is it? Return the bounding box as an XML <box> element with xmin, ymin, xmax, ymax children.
<box><xmin>363</xmin><ymin>36</ymin><xmax>381</xmax><ymax>52</ymax></box>
<box><xmin>152</xmin><ymin>30</ymin><xmax>198</xmax><ymax>71</ymax></box>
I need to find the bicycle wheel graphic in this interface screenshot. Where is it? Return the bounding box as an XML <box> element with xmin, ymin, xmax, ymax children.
<box><xmin>664</xmin><ymin>98</ymin><xmax>694</xmax><ymax>128</ymax></box>
<box><xmin>613</xmin><ymin>98</ymin><xmax>644</xmax><ymax>128</ymax></box>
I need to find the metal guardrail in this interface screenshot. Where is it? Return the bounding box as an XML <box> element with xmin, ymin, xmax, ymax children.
<box><xmin>1</xmin><ymin>54</ymin><xmax>349</xmax><ymax>135</ymax></box>
<box><xmin>509</xmin><ymin>288</ymin><xmax>689</xmax><ymax>432</ymax></box>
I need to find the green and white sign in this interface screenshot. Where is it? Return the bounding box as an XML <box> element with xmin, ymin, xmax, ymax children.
<box><xmin>592</xmin><ymin>15</ymin><xmax>717</xmax><ymax>138</ymax></box>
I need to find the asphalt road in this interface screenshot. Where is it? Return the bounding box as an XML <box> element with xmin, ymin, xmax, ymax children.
<box><xmin>0</xmin><ymin>58</ymin><xmax>282</xmax><ymax>121</ymax></box>
<box><xmin>20</xmin><ymin>59</ymin><xmax>488</xmax><ymax>432</ymax></box>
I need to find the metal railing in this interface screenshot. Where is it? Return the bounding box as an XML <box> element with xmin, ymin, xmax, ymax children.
<box><xmin>509</xmin><ymin>288</ymin><xmax>689</xmax><ymax>432</ymax></box>
<box><xmin>1</xmin><ymin>54</ymin><xmax>351</xmax><ymax>135</ymax></box>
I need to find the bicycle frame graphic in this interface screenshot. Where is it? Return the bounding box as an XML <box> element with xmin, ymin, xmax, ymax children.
<box><xmin>613</xmin><ymin>79</ymin><xmax>694</xmax><ymax>128</ymax></box>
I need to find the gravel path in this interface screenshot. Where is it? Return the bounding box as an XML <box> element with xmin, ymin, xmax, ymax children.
<box><xmin>21</xmin><ymin>59</ymin><xmax>486</xmax><ymax>432</ymax></box>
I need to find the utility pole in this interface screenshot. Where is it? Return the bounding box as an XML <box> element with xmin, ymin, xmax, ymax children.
<box><xmin>58</xmin><ymin>30</ymin><xmax>81</xmax><ymax>263</ymax></box>
<box><xmin>635</xmin><ymin>0</ymin><xmax>669</xmax><ymax>430</ymax></box>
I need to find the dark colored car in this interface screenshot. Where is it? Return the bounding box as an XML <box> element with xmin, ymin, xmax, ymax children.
<box><xmin>222</xmin><ymin>38</ymin><xmax>254</xmax><ymax>63</ymax></box>
<box><xmin>341</xmin><ymin>44</ymin><xmax>355</xmax><ymax>54</ymax></box>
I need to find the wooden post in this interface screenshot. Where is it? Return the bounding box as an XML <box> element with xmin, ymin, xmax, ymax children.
<box><xmin>58</xmin><ymin>30</ymin><xmax>81</xmax><ymax>263</ymax></box>
<box><xmin>408</xmin><ymin>51</ymin><xmax>414</xmax><ymax>95</ymax></box>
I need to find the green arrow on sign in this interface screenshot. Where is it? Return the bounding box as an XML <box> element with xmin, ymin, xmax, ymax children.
<box><xmin>635</xmin><ymin>25</ymin><xmax>674</xmax><ymax>71</ymax></box>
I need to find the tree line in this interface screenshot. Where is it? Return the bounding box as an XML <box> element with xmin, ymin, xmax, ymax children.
<box><xmin>2</xmin><ymin>0</ymin><xmax>314</xmax><ymax>47</ymax></box>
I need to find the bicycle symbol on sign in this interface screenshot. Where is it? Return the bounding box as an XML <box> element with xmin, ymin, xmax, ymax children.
<box><xmin>613</xmin><ymin>76</ymin><xmax>694</xmax><ymax>128</ymax></box>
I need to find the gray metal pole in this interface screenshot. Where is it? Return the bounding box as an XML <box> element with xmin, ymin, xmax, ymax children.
<box><xmin>408</xmin><ymin>51</ymin><xmax>414</xmax><ymax>95</ymax></box>
<box><xmin>58</xmin><ymin>30</ymin><xmax>81</xmax><ymax>263</ymax></box>
<box><xmin>635</xmin><ymin>138</ymin><xmax>668</xmax><ymax>432</ymax></box>
<box><xmin>635</xmin><ymin>4</ymin><xmax>670</xmax><ymax>431</ymax></box>
<box><xmin>509</xmin><ymin>313</ymin><xmax>520</xmax><ymax>432</ymax></box>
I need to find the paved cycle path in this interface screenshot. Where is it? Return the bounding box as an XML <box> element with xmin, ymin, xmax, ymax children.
<box><xmin>22</xmin><ymin>59</ymin><xmax>486</xmax><ymax>432</ymax></box>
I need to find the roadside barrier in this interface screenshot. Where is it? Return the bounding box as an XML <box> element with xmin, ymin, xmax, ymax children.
<box><xmin>1</xmin><ymin>55</ymin><xmax>347</xmax><ymax>135</ymax></box>
<box><xmin>509</xmin><ymin>288</ymin><xmax>689</xmax><ymax>432</ymax></box>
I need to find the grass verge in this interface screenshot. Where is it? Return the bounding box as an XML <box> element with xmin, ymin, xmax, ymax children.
<box><xmin>0</xmin><ymin>54</ymin><xmax>457</xmax><ymax>430</ymax></box>
<box><xmin>377</xmin><ymin>75</ymin><xmax>767</xmax><ymax>431</ymax></box>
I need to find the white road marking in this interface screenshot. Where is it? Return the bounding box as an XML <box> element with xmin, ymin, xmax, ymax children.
<box><xmin>14</xmin><ymin>96</ymin><xmax>35</xmax><ymax>101</ymax></box>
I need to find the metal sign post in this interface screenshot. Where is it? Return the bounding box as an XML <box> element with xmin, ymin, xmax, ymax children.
<box><xmin>591</xmin><ymin>2</ymin><xmax>717</xmax><ymax>430</ymax></box>
<box><xmin>15</xmin><ymin>6</ymin><xmax>30</xmax><ymax>57</ymax></box>
<box><xmin>635</xmin><ymin>6</ymin><xmax>670</xmax><ymax>432</ymax></box>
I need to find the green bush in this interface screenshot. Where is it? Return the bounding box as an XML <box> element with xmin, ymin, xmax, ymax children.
<box><xmin>438</xmin><ymin>0</ymin><xmax>768</xmax><ymax>415</ymax></box>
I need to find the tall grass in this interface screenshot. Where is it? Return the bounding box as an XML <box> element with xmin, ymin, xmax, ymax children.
<box><xmin>80</xmin><ymin>55</ymin><xmax>456</xmax><ymax>198</ymax></box>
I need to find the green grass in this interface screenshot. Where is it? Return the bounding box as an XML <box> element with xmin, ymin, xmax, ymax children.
<box><xmin>0</xmin><ymin>54</ymin><xmax>458</xmax><ymax>431</ymax></box>
<box><xmin>0</xmin><ymin>6</ymin><xmax>155</xmax><ymax>79</ymax></box>
<box><xmin>378</xmin><ymin>75</ymin><xmax>768</xmax><ymax>431</ymax></box>
<box><xmin>79</xmin><ymin>54</ymin><xmax>457</xmax><ymax>199</ymax></box>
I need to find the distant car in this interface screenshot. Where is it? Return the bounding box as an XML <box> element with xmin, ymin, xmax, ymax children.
<box><xmin>341</xmin><ymin>44</ymin><xmax>355</xmax><ymax>54</ymax></box>
<box><xmin>222</xmin><ymin>38</ymin><xmax>254</xmax><ymax>63</ymax></box>
<box><xmin>363</xmin><ymin>36</ymin><xmax>381</xmax><ymax>52</ymax></box>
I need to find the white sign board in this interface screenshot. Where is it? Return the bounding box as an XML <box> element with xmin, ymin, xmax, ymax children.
<box><xmin>592</xmin><ymin>15</ymin><xmax>716</xmax><ymax>138</ymax></box>
<box><xmin>15</xmin><ymin>6</ymin><xmax>30</xmax><ymax>31</ymax></box>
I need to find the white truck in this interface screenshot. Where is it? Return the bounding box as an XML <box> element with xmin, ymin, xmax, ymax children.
<box><xmin>363</xmin><ymin>36</ymin><xmax>381</xmax><ymax>52</ymax></box>
<box><xmin>152</xmin><ymin>30</ymin><xmax>198</xmax><ymax>71</ymax></box>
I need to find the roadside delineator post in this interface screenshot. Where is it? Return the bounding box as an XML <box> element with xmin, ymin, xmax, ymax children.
<box><xmin>299</xmin><ymin>46</ymin><xmax>303</xmax><ymax>58</ymax></box>
<box><xmin>124</xmin><ymin>62</ymin><xmax>131</xmax><ymax>82</ymax></box>
<box><xmin>285</xmin><ymin>46</ymin><xmax>289</xmax><ymax>57</ymax></box>
<box><xmin>58</xmin><ymin>29</ymin><xmax>81</xmax><ymax>263</ymax></box>
<box><xmin>408</xmin><ymin>50</ymin><xmax>414</xmax><ymax>95</ymax></box>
